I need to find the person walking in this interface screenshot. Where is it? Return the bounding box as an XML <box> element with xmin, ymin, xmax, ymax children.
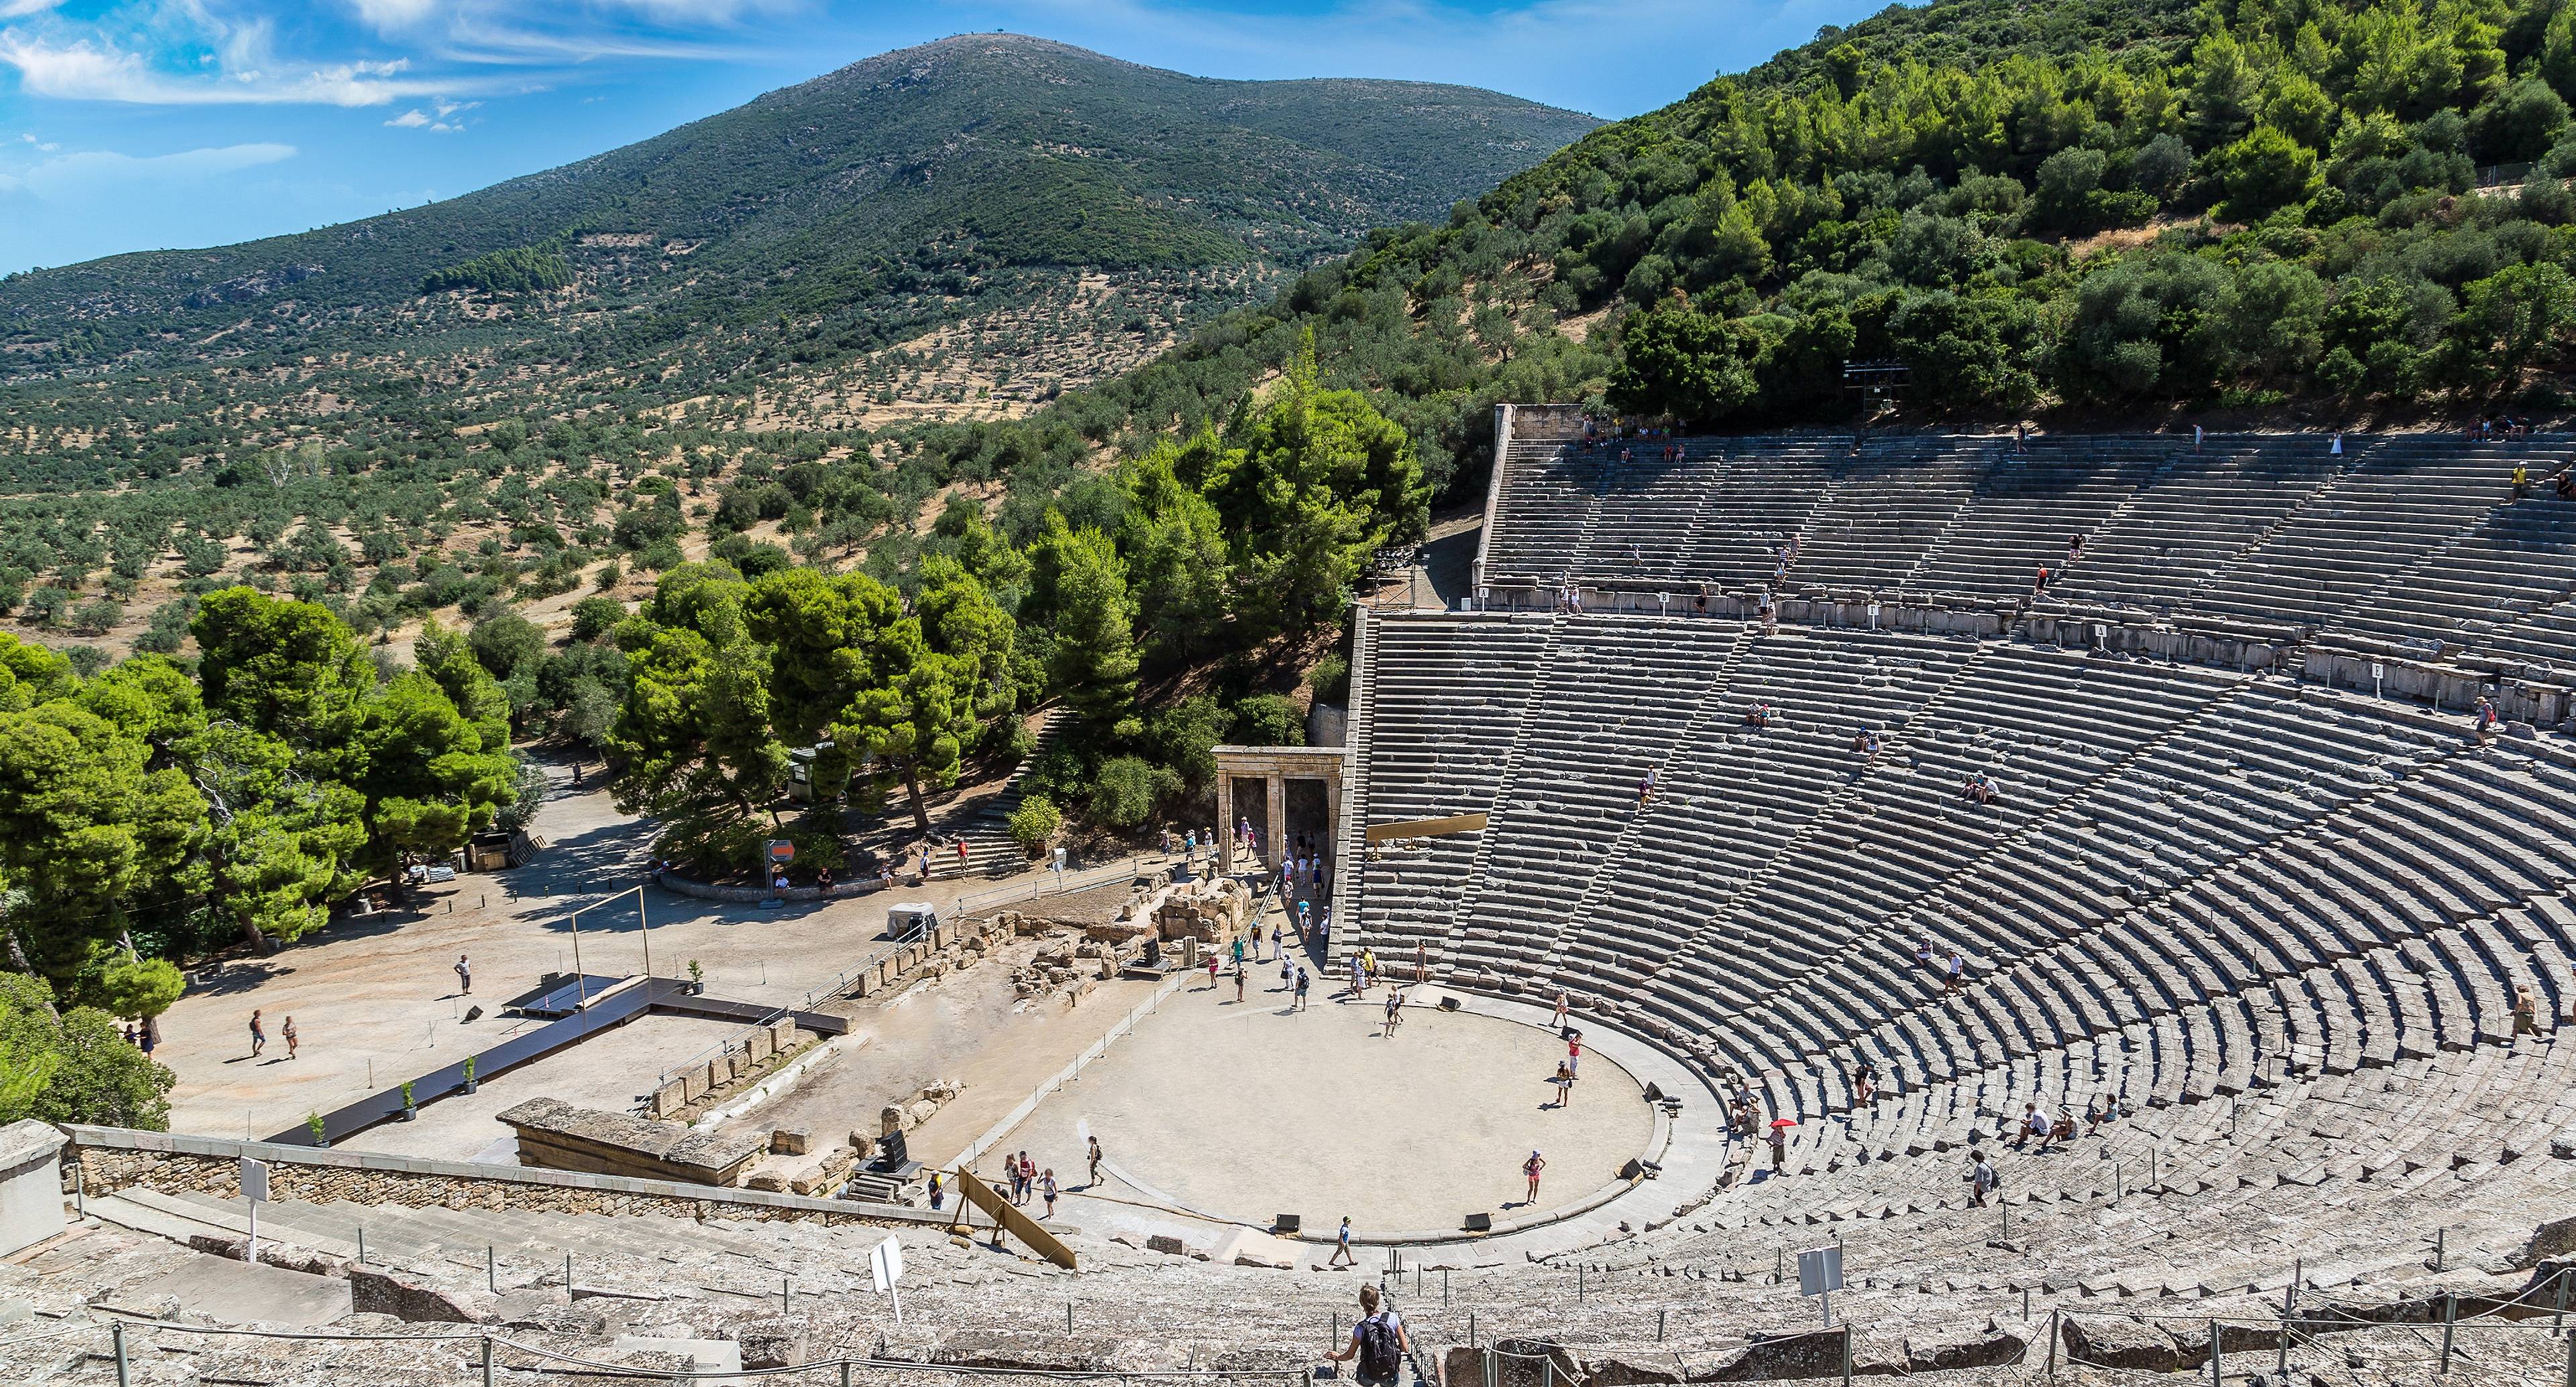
<box><xmin>1551</xmin><ymin>1060</ymin><xmax>1574</xmax><ymax>1107</ymax></box>
<box><xmin>1040</xmin><ymin>1169</ymin><xmax>1059</xmax><ymax>1219</ymax></box>
<box><xmin>1326</xmin><ymin>1285</ymin><xmax>1409</xmax><ymax>1387</ymax></box>
<box><xmin>1329</xmin><ymin>1215</ymin><xmax>1356</xmax><ymax>1268</ymax></box>
<box><xmin>454</xmin><ymin>954</ymin><xmax>472</xmax><ymax>996</ymax></box>
<box><xmin>1382</xmin><ymin>989</ymin><xmax>1399</xmax><ymax>1038</ymax></box>
<box><xmin>1234</xmin><ymin>961</ymin><xmax>1246</xmax><ymax>1004</ymax></box>
<box><xmin>1767</xmin><ymin>1122</ymin><xmax>1787</xmax><ymax>1172</ymax></box>
<box><xmin>1294</xmin><ymin>966</ymin><xmax>1310</xmax><ymax>1011</ymax></box>
<box><xmin>928</xmin><ymin>1171</ymin><xmax>945</xmax><ymax>1211</ymax></box>
<box><xmin>248</xmin><ymin>1009</ymin><xmax>266</xmax><ymax>1058</ymax></box>
<box><xmin>1087</xmin><ymin>1135</ymin><xmax>1104</xmax><ymax>1188</ymax></box>
<box><xmin>1967</xmin><ymin>1150</ymin><xmax>1998</xmax><ymax>1207</ymax></box>
<box><xmin>1553</xmin><ymin>992</ymin><xmax>1569</xmax><ymax>1034</ymax></box>
<box><xmin>282</xmin><ymin>1015</ymin><xmax>299</xmax><ymax>1060</ymax></box>
<box><xmin>1523</xmin><ymin>1150</ymin><xmax>1546</xmax><ymax>1204</ymax></box>
<box><xmin>1945</xmin><ymin>950</ymin><xmax>1966</xmax><ymax>995</ymax></box>
<box><xmin>1566</xmin><ymin>1031</ymin><xmax>1582</xmax><ymax>1078</ymax></box>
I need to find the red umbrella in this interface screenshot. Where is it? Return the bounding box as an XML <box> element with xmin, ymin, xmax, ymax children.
<box><xmin>1769</xmin><ymin>1117</ymin><xmax>1797</xmax><ymax>1129</ymax></box>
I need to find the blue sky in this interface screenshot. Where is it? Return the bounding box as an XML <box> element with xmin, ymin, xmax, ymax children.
<box><xmin>0</xmin><ymin>1</ymin><xmax>1869</xmax><ymax>274</ymax></box>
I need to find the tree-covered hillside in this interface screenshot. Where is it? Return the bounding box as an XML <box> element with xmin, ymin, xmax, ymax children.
<box><xmin>0</xmin><ymin>34</ymin><xmax>1595</xmax><ymax>469</ymax></box>
<box><xmin>935</xmin><ymin>0</ymin><xmax>2576</xmax><ymax>502</ymax></box>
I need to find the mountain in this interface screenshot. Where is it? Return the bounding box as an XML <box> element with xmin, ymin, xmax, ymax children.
<box><xmin>935</xmin><ymin>0</ymin><xmax>2576</xmax><ymax>508</ymax></box>
<box><xmin>0</xmin><ymin>34</ymin><xmax>1597</xmax><ymax>466</ymax></box>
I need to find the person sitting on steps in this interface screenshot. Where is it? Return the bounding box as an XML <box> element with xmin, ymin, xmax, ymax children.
<box><xmin>1743</xmin><ymin>702</ymin><xmax>1774</xmax><ymax>730</ymax></box>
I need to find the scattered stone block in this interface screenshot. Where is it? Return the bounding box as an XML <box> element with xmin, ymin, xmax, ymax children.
<box><xmin>1146</xmin><ymin>1235</ymin><xmax>1185</xmax><ymax>1256</ymax></box>
<box><xmin>769</xmin><ymin>1129</ymin><xmax>810</xmax><ymax>1156</ymax></box>
<box><xmin>737</xmin><ymin>1318</ymin><xmax>805</xmax><ymax>1370</ymax></box>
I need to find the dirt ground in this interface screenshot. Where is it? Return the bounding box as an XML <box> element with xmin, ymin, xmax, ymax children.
<box><xmin>151</xmin><ymin>759</ymin><xmax>1084</xmax><ymax>1145</ymax></box>
<box><xmin>983</xmin><ymin>968</ymin><xmax>1653</xmax><ymax>1235</ymax></box>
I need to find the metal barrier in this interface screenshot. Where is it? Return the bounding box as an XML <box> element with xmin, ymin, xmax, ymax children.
<box><xmin>954</xmin><ymin>855</ymin><xmax>1160</xmax><ymax>918</ymax></box>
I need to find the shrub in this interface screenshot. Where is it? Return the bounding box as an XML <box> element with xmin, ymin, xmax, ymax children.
<box><xmin>1306</xmin><ymin>653</ymin><xmax>1350</xmax><ymax>705</ymax></box>
<box><xmin>1230</xmin><ymin>694</ymin><xmax>1307</xmax><ymax>746</ymax></box>
<box><xmin>1007</xmin><ymin>795</ymin><xmax>1061</xmax><ymax>855</ymax></box>
<box><xmin>1089</xmin><ymin>755</ymin><xmax>1177</xmax><ymax>828</ymax></box>
<box><xmin>569</xmin><ymin>596</ymin><xmax>625</xmax><ymax>643</ymax></box>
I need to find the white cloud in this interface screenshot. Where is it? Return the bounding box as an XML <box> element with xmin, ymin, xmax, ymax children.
<box><xmin>0</xmin><ymin>32</ymin><xmax>445</xmax><ymax>105</ymax></box>
<box><xmin>384</xmin><ymin>97</ymin><xmax>476</xmax><ymax>130</ymax></box>
<box><xmin>0</xmin><ymin>0</ymin><xmax>66</xmax><ymax>17</ymax></box>
<box><xmin>0</xmin><ymin>140</ymin><xmax>296</xmax><ymax>200</ymax></box>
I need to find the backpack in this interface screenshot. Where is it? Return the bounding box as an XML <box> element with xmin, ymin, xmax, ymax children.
<box><xmin>1356</xmin><ymin>1314</ymin><xmax>1403</xmax><ymax>1381</ymax></box>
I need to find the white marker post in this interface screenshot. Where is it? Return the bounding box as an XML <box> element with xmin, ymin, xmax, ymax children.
<box><xmin>871</xmin><ymin>1235</ymin><xmax>906</xmax><ymax>1325</ymax></box>
<box><xmin>239</xmin><ymin>1158</ymin><xmax>269</xmax><ymax>1266</ymax></box>
<box><xmin>1797</xmin><ymin>1244</ymin><xmax>1844</xmax><ymax>1329</ymax></box>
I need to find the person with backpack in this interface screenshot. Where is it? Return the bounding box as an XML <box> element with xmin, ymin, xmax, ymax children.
<box><xmin>1326</xmin><ymin>1284</ymin><xmax>1410</xmax><ymax>1387</ymax></box>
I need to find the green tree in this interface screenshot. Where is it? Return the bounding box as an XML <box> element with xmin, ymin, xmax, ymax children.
<box><xmin>1202</xmin><ymin>334</ymin><xmax>1428</xmax><ymax>640</ymax></box>
<box><xmin>2452</xmin><ymin>260</ymin><xmax>2576</xmax><ymax>384</ymax></box>
<box><xmin>0</xmin><ymin>688</ymin><xmax>200</xmax><ymax>979</ymax></box>
<box><xmin>612</xmin><ymin>565</ymin><xmax>790</xmax><ymax>868</ymax></box>
<box><xmin>1026</xmin><ymin>512</ymin><xmax>1139</xmax><ymax>734</ymax></box>
<box><xmin>0</xmin><ymin>973</ymin><xmax>174</xmax><ymax>1129</ymax></box>
<box><xmin>1115</xmin><ymin>437</ymin><xmax>1232</xmax><ymax>669</ymax></box>
<box><xmin>191</xmin><ymin>588</ymin><xmax>372</xmax><ymax>750</ymax></box>
<box><xmin>2213</xmin><ymin>125</ymin><xmax>2322</xmax><ymax>221</ymax></box>
<box><xmin>1609</xmin><ymin>296</ymin><xmax>1764</xmax><ymax>424</ymax></box>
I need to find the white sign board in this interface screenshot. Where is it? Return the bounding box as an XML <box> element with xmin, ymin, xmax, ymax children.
<box><xmin>871</xmin><ymin>1235</ymin><xmax>906</xmax><ymax>1324</ymax></box>
<box><xmin>239</xmin><ymin>1157</ymin><xmax>269</xmax><ymax>1205</ymax></box>
<box><xmin>1796</xmin><ymin>1245</ymin><xmax>1843</xmax><ymax>1298</ymax></box>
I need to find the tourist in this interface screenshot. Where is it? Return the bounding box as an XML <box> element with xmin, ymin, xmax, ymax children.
<box><xmin>1019</xmin><ymin>1152</ymin><xmax>1037</xmax><ymax>1205</ymax></box>
<box><xmin>1758</xmin><ymin>590</ymin><xmax>1778</xmax><ymax>634</ymax></box>
<box><xmin>1551</xmin><ymin>1061</ymin><xmax>1574</xmax><ymax>1107</ymax></box>
<box><xmin>1553</xmin><ymin>992</ymin><xmax>1570</xmax><ymax>1034</ymax></box>
<box><xmin>2474</xmin><ymin>696</ymin><xmax>2502</xmax><ymax>741</ymax></box>
<box><xmin>2015</xmin><ymin>1102</ymin><xmax>2044</xmax><ymax>1150</ymax></box>
<box><xmin>2012</xmin><ymin>422</ymin><xmax>2026</xmax><ymax>454</ymax></box>
<box><xmin>1235</xmin><ymin>961</ymin><xmax>1246</xmax><ymax>1003</ymax></box>
<box><xmin>1207</xmin><ymin>954</ymin><xmax>1221</xmax><ymax>992</ymax></box>
<box><xmin>1350</xmin><ymin>952</ymin><xmax>1365</xmax><ymax>999</ymax></box>
<box><xmin>249</xmin><ymin>1009</ymin><xmax>266</xmax><ymax>1058</ymax></box>
<box><xmin>1966</xmin><ymin>1150</ymin><xmax>1997</xmax><ymax>1207</ymax></box>
<box><xmin>1297</xmin><ymin>898</ymin><xmax>1313</xmax><ymax>938</ymax></box>
<box><xmin>2066</xmin><ymin>534</ymin><xmax>2085</xmax><ymax>564</ymax></box>
<box><xmin>2033</xmin><ymin>563</ymin><xmax>2051</xmax><ymax>595</ymax></box>
<box><xmin>2516</xmin><ymin>984</ymin><xmax>2542</xmax><ymax>1036</ymax></box>
<box><xmin>1271</xmin><ymin>924</ymin><xmax>1283</xmax><ymax>960</ymax></box>
<box><xmin>140</xmin><ymin>1021</ymin><xmax>156</xmax><ymax>1058</ymax></box>
<box><xmin>1326</xmin><ymin>1284</ymin><xmax>1409</xmax><ymax>1387</ymax></box>
<box><xmin>2048</xmin><ymin>1108</ymin><xmax>2077</xmax><ymax>1146</ymax></box>
<box><xmin>878</xmin><ymin>863</ymin><xmax>894</xmax><ymax>892</ymax></box>
<box><xmin>928</xmin><ymin>1171</ymin><xmax>944</xmax><ymax>1211</ymax></box>
<box><xmin>1295</xmin><ymin>966</ymin><xmax>1310</xmax><ymax>1011</ymax></box>
<box><xmin>1945</xmin><ymin>950</ymin><xmax>1966</xmax><ymax>995</ymax></box>
<box><xmin>1767</xmin><ymin>1122</ymin><xmax>1787</xmax><ymax>1172</ymax></box>
<box><xmin>1851</xmin><ymin>727</ymin><xmax>1880</xmax><ymax>759</ymax></box>
<box><xmin>1566</xmin><ymin>1030</ymin><xmax>1582</xmax><ymax>1077</ymax></box>
<box><xmin>1636</xmin><ymin>766</ymin><xmax>1657</xmax><ymax>806</ymax></box>
<box><xmin>1281</xmin><ymin>958</ymin><xmax>1294</xmax><ymax>993</ymax></box>
<box><xmin>1743</xmin><ymin>702</ymin><xmax>1772</xmax><ymax>730</ymax></box>
<box><xmin>2514</xmin><ymin>461</ymin><xmax>2532</xmax><ymax>500</ymax></box>
<box><xmin>1330</xmin><ymin>1215</ymin><xmax>1356</xmax><ymax>1268</ymax></box>
<box><xmin>1041</xmin><ymin>1169</ymin><xmax>1059</xmax><ymax>1219</ymax></box>
<box><xmin>282</xmin><ymin>1015</ymin><xmax>299</xmax><ymax>1060</ymax></box>
<box><xmin>917</xmin><ymin>845</ymin><xmax>933</xmax><ymax>881</ymax></box>
<box><xmin>1383</xmin><ymin>989</ymin><xmax>1399</xmax><ymax>1038</ymax></box>
<box><xmin>121</xmin><ymin>1021</ymin><xmax>135</xmax><ymax>1048</ymax></box>
<box><xmin>1916</xmin><ymin>936</ymin><xmax>1935</xmax><ymax>970</ymax></box>
<box><xmin>2330</xmin><ymin>431</ymin><xmax>2343</xmax><ymax>456</ymax></box>
<box><xmin>1362</xmin><ymin>947</ymin><xmax>1378</xmax><ymax>987</ymax></box>
<box><xmin>1087</xmin><ymin>1135</ymin><xmax>1103</xmax><ymax>1188</ymax></box>
<box><xmin>1852</xmin><ymin>1059</ymin><xmax>1878</xmax><ymax>1105</ymax></box>
<box><xmin>2192</xmin><ymin>424</ymin><xmax>2203</xmax><ymax>453</ymax></box>
<box><xmin>1523</xmin><ymin>1150</ymin><xmax>1546</xmax><ymax>1203</ymax></box>
<box><xmin>1232</xmin><ymin>934</ymin><xmax>1246</xmax><ymax>968</ymax></box>
<box><xmin>455</xmin><ymin>954</ymin><xmax>472</xmax><ymax>996</ymax></box>
<box><xmin>2085</xmin><ymin>1095</ymin><xmax>2110</xmax><ymax>1135</ymax></box>
<box><xmin>956</xmin><ymin>839</ymin><xmax>969</xmax><ymax>873</ymax></box>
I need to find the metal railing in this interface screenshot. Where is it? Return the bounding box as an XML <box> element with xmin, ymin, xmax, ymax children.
<box><xmin>953</xmin><ymin>854</ymin><xmax>1163</xmax><ymax>918</ymax></box>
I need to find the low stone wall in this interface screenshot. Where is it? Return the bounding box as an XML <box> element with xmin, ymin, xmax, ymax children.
<box><xmin>502</xmin><ymin>1097</ymin><xmax>765</xmax><ymax>1186</ymax></box>
<box><xmin>2021</xmin><ymin>606</ymin><xmax>2292</xmax><ymax>671</ymax></box>
<box><xmin>2302</xmin><ymin>647</ymin><xmax>2575</xmax><ymax>727</ymax></box>
<box><xmin>62</xmin><ymin>1126</ymin><xmax>950</xmax><ymax>1231</ymax></box>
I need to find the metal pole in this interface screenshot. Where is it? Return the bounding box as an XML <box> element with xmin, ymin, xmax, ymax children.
<box><xmin>1842</xmin><ymin>1323</ymin><xmax>1854</xmax><ymax>1387</ymax></box>
<box><xmin>569</xmin><ymin>904</ymin><xmax>588</xmax><ymax>1012</ymax></box>
<box><xmin>2024</xmin><ymin>1287</ymin><xmax>2031</xmax><ymax>1321</ymax></box>
<box><xmin>113</xmin><ymin>1320</ymin><xmax>129</xmax><ymax>1387</ymax></box>
<box><xmin>782</xmin><ymin>1276</ymin><xmax>790</xmax><ymax>1314</ymax></box>
<box><xmin>2436</xmin><ymin>1227</ymin><xmax>2447</xmax><ymax>1271</ymax></box>
<box><xmin>482</xmin><ymin>1335</ymin><xmax>495</xmax><ymax>1387</ymax></box>
<box><xmin>2278</xmin><ymin>1312</ymin><xmax>2291</xmax><ymax>1378</ymax></box>
<box><xmin>566</xmin><ymin>1252</ymin><xmax>574</xmax><ymax>1290</ymax></box>
<box><xmin>637</xmin><ymin>887</ymin><xmax>651</xmax><ymax>981</ymax></box>
<box><xmin>358</xmin><ymin>1226</ymin><xmax>364</xmax><ymax>1266</ymax></box>
<box><xmin>1658</xmin><ymin>1309</ymin><xmax>1666</xmax><ymax>1341</ymax></box>
<box><xmin>1578</xmin><ymin>1265</ymin><xmax>1584</xmax><ymax>1301</ymax></box>
<box><xmin>2565</xmin><ymin>1329</ymin><xmax>2574</xmax><ymax>1387</ymax></box>
<box><xmin>2209</xmin><ymin>1319</ymin><xmax>2220</xmax><ymax>1387</ymax></box>
<box><xmin>1470</xmin><ymin>1311</ymin><xmax>1476</xmax><ymax>1348</ymax></box>
<box><xmin>843</xmin><ymin>1360</ymin><xmax>854</xmax><ymax>1387</ymax></box>
<box><xmin>488</xmin><ymin>1245</ymin><xmax>496</xmax><ymax>1292</ymax></box>
<box><xmin>2440</xmin><ymin>1294</ymin><xmax>2456</xmax><ymax>1374</ymax></box>
<box><xmin>2559</xmin><ymin>1266</ymin><xmax>2570</xmax><ymax>1335</ymax></box>
<box><xmin>2047</xmin><ymin>1310</ymin><xmax>2058</xmax><ymax>1380</ymax></box>
<box><xmin>1444</xmin><ymin>1269</ymin><xmax>1450</xmax><ymax>1307</ymax></box>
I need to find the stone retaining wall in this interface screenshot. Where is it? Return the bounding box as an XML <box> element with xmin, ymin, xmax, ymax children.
<box><xmin>62</xmin><ymin>1127</ymin><xmax>950</xmax><ymax>1231</ymax></box>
